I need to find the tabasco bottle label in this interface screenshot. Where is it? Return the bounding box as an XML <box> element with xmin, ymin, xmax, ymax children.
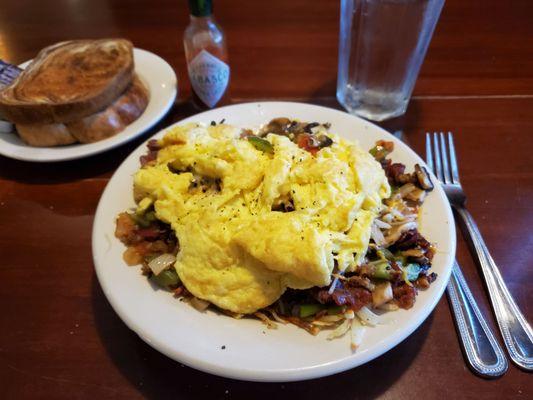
<box><xmin>188</xmin><ymin>50</ymin><xmax>230</xmax><ymax>108</ymax></box>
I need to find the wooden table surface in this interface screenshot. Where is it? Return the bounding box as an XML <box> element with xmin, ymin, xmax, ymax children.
<box><xmin>0</xmin><ymin>0</ymin><xmax>532</xmax><ymax>398</ymax></box>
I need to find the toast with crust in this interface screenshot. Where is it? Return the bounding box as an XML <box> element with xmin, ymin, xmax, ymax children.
<box><xmin>68</xmin><ymin>75</ymin><xmax>149</xmax><ymax>143</ymax></box>
<box><xmin>15</xmin><ymin>123</ymin><xmax>77</xmax><ymax>147</ymax></box>
<box><xmin>0</xmin><ymin>39</ymin><xmax>134</xmax><ymax>124</ymax></box>
<box><xmin>16</xmin><ymin>75</ymin><xmax>149</xmax><ymax>147</ymax></box>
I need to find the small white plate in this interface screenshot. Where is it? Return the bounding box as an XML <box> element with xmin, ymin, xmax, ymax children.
<box><xmin>93</xmin><ymin>102</ymin><xmax>455</xmax><ymax>382</ymax></box>
<box><xmin>0</xmin><ymin>48</ymin><xmax>177</xmax><ymax>162</ymax></box>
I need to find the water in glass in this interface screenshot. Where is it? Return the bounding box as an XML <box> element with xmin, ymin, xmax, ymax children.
<box><xmin>337</xmin><ymin>0</ymin><xmax>444</xmax><ymax>121</ymax></box>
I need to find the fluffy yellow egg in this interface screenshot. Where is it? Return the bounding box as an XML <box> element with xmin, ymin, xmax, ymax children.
<box><xmin>133</xmin><ymin>123</ymin><xmax>390</xmax><ymax>314</ymax></box>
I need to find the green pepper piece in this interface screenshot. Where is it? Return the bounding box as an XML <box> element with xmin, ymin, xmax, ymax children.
<box><xmin>136</xmin><ymin>197</ymin><xmax>153</xmax><ymax>216</ymax></box>
<box><xmin>377</xmin><ymin>248</ymin><xmax>394</xmax><ymax>261</ymax></box>
<box><xmin>299</xmin><ymin>304</ymin><xmax>326</xmax><ymax>318</ymax></box>
<box><xmin>132</xmin><ymin>213</ymin><xmax>151</xmax><ymax>228</ymax></box>
<box><xmin>144</xmin><ymin>210</ymin><xmax>157</xmax><ymax>222</ymax></box>
<box><xmin>404</xmin><ymin>263</ymin><xmax>421</xmax><ymax>281</ymax></box>
<box><xmin>369</xmin><ymin>145</ymin><xmax>390</xmax><ymax>161</ymax></box>
<box><xmin>151</xmin><ymin>269</ymin><xmax>181</xmax><ymax>288</ymax></box>
<box><xmin>248</xmin><ymin>136</ymin><xmax>274</xmax><ymax>154</ymax></box>
<box><xmin>327</xmin><ymin>305</ymin><xmax>345</xmax><ymax>315</ymax></box>
<box><xmin>372</xmin><ymin>261</ymin><xmax>394</xmax><ymax>280</ymax></box>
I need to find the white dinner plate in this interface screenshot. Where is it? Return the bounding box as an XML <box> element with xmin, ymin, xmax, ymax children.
<box><xmin>92</xmin><ymin>102</ymin><xmax>455</xmax><ymax>382</ymax></box>
<box><xmin>0</xmin><ymin>48</ymin><xmax>177</xmax><ymax>162</ymax></box>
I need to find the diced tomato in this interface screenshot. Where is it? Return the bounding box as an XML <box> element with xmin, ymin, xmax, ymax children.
<box><xmin>296</xmin><ymin>133</ymin><xmax>319</xmax><ymax>155</ymax></box>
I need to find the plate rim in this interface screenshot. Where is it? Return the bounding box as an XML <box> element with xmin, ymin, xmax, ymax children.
<box><xmin>92</xmin><ymin>101</ymin><xmax>456</xmax><ymax>382</ymax></box>
<box><xmin>0</xmin><ymin>48</ymin><xmax>177</xmax><ymax>162</ymax></box>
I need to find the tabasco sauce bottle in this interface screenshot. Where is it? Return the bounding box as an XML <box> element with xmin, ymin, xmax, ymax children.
<box><xmin>184</xmin><ymin>0</ymin><xmax>230</xmax><ymax>108</ymax></box>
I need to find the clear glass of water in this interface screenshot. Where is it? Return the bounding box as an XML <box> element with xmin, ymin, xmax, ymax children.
<box><xmin>337</xmin><ymin>0</ymin><xmax>444</xmax><ymax>121</ymax></box>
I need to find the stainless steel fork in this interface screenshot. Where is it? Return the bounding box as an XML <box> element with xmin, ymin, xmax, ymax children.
<box><xmin>427</xmin><ymin>132</ymin><xmax>533</xmax><ymax>371</ymax></box>
<box><xmin>424</xmin><ymin>134</ymin><xmax>507</xmax><ymax>377</ymax></box>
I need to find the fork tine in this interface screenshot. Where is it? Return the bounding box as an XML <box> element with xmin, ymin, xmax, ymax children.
<box><xmin>425</xmin><ymin>133</ymin><xmax>434</xmax><ymax>173</ymax></box>
<box><xmin>440</xmin><ymin>132</ymin><xmax>452</xmax><ymax>184</ymax></box>
<box><xmin>448</xmin><ymin>132</ymin><xmax>460</xmax><ymax>184</ymax></box>
<box><xmin>433</xmin><ymin>132</ymin><xmax>443</xmax><ymax>181</ymax></box>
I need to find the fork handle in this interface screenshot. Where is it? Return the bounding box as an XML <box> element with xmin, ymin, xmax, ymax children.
<box><xmin>455</xmin><ymin>205</ymin><xmax>533</xmax><ymax>370</ymax></box>
<box><xmin>447</xmin><ymin>261</ymin><xmax>508</xmax><ymax>377</ymax></box>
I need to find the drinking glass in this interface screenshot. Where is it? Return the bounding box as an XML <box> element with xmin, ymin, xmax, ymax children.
<box><xmin>337</xmin><ymin>0</ymin><xmax>444</xmax><ymax>121</ymax></box>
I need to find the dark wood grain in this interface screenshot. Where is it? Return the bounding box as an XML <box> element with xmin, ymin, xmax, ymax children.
<box><xmin>0</xmin><ymin>0</ymin><xmax>532</xmax><ymax>399</ymax></box>
<box><xmin>1</xmin><ymin>0</ymin><xmax>533</xmax><ymax>98</ymax></box>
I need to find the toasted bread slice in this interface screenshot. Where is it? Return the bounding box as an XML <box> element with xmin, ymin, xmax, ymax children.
<box><xmin>68</xmin><ymin>75</ymin><xmax>149</xmax><ymax>143</ymax></box>
<box><xmin>0</xmin><ymin>39</ymin><xmax>134</xmax><ymax>124</ymax></box>
<box><xmin>16</xmin><ymin>123</ymin><xmax>77</xmax><ymax>147</ymax></box>
<box><xmin>15</xmin><ymin>75</ymin><xmax>149</xmax><ymax>147</ymax></box>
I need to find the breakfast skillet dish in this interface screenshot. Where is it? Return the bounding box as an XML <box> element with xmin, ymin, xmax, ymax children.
<box><xmin>115</xmin><ymin>118</ymin><xmax>436</xmax><ymax>350</ymax></box>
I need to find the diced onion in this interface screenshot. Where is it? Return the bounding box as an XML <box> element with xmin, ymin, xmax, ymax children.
<box><xmin>398</xmin><ymin>183</ymin><xmax>417</xmax><ymax>197</ymax></box>
<box><xmin>401</xmin><ymin>248</ymin><xmax>425</xmax><ymax>257</ymax></box>
<box><xmin>254</xmin><ymin>312</ymin><xmax>278</xmax><ymax>329</ymax></box>
<box><xmin>372</xmin><ymin>282</ymin><xmax>393</xmax><ymax>308</ymax></box>
<box><xmin>378</xmin><ymin>302</ymin><xmax>400</xmax><ymax>311</ymax></box>
<box><xmin>389</xmin><ymin>215</ymin><xmax>417</xmax><ymax>225</ymax></box>
<box><xmin>384</xmin><ymin>221</ymin><xmax>418</xmax><ymax>244</ymax></box>
<box><xmin>370</xmin><ymin>222</ymin><xmax>387</xmax><ymax>246</ymax></box>
<box><xmin>406</xmin><ymin>188</ymin><xmax>427</xmax><ymax>203</ymax></box>
<box><xmin>374</xmin><ymin>219</ymin><xmax>392</xmax><ymax>230</ymax></box>
<box><xmin>311</xmin><ymin>320</ymin><xmax>337</xmax><ymax>327</ymax></box>
<box><xmin>148</xmin><ymin>253</ymin><xmax>176</xmax><ymax>276</ymax></box>
<box><xmin>350</xmin><ymin>319</ymin><xmax>366</xmax><ymax>351</ymax></box>
<box><xmin>381</xmin><ymin>213</ymin><xmax>394</xmax><ymax>223</ymax></box>
<box><xmin>267</xmin><ymin>309</ymin><xmax>287</xmax><ymax>324</ymax></box>
<box><xmin>327</xmin><ymin>319</ymin><xmax>351</xmax><ymax>340</ymax></box>
<box><xmin>356</xmin><ymin>306</ymin><xmax>380</xmax><ymax>326</ymax></box>
<box><xmin>189</xmin><ymin>297</ymin><xmax>210</xmax><ymax>312</ymax></box>
<box><xmin>343</xmin><ymin>309</ymin><xmax>355</xmax><ymax>320</ymax></box>
<box><xmin>390</xmin><ymin>208</ymin><xmax>404</xmax><ymax>219</ymax></box>
<box><xmin>317</xmin><ymin>314</ymin><xmax>344</xmax><ymax>323</ymax></box>
<box><xmin>328</xmin><ymin>276</ymin><xmax>340</xmax><ymax>295</ymax></box>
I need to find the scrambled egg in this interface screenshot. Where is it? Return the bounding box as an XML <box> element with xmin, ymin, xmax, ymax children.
<box><xmin>134</xmin><ymin>123</ymin><xmax>390</xmax><ymax>314</ymax></box>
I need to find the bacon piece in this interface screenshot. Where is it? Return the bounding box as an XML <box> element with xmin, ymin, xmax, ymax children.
<box><xmin>393</xmin><ymin>283</ymin><xmax>417</xmax><ymax>309</ymax></box>
<box><xmin>115</xmin><ymin>212</ymin><xmax>139</xmax><ymax>243</ymax></box>
<box><xmin>393</xmin><ymin>229</ymin><xmax>430</xmax><ymax>251</ymax></box>
<box><xmin>414</xmin><ymin>275</ymin><xmax>430</xmax><ymax>289</ymax></box>
<box><xmin>173</xmin><ymin>286</ymin><xmax>190</xmax><ymax>298</ymax></box>
<box><xmin>315</xmin><ymin>286</ymin><xmax>372</xmax><ymax>311</ymax></box>
<box><xmin>139</xmin><ymin>139</ymin><xmax>162</xmax><ymax>166</ymax></box>
<box><xmin>381</xmin><ymin>160</ymin><xmax>417</xmax><ymax>186</ymax></box>
<box><xmin>136</xmin><ymin>227</ymin><xmax>162</xmax><ymax>240</ymax></box>
<box><xmin>146</xmin><ymin>139</ymin><xmax>161</xmax><ymax>151</ymax></box>
<box><xmin>344</xmin><ymin>275</ymin><xmax>375</xmax><ymax>291</ymax></box>
<box><xmin>140</xmin><ymin>152</ymin><xmax>157</xmax><ymax>166</ymax></box>
<box><xmin>382</xmin><ymin>160</ymin><xmax>404</xmax><ymax>183</ymax></box>
<box><xmin>427</xmin><ymin>272</ymin><xmax>438</xmax><ymax>283</ymax></box>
